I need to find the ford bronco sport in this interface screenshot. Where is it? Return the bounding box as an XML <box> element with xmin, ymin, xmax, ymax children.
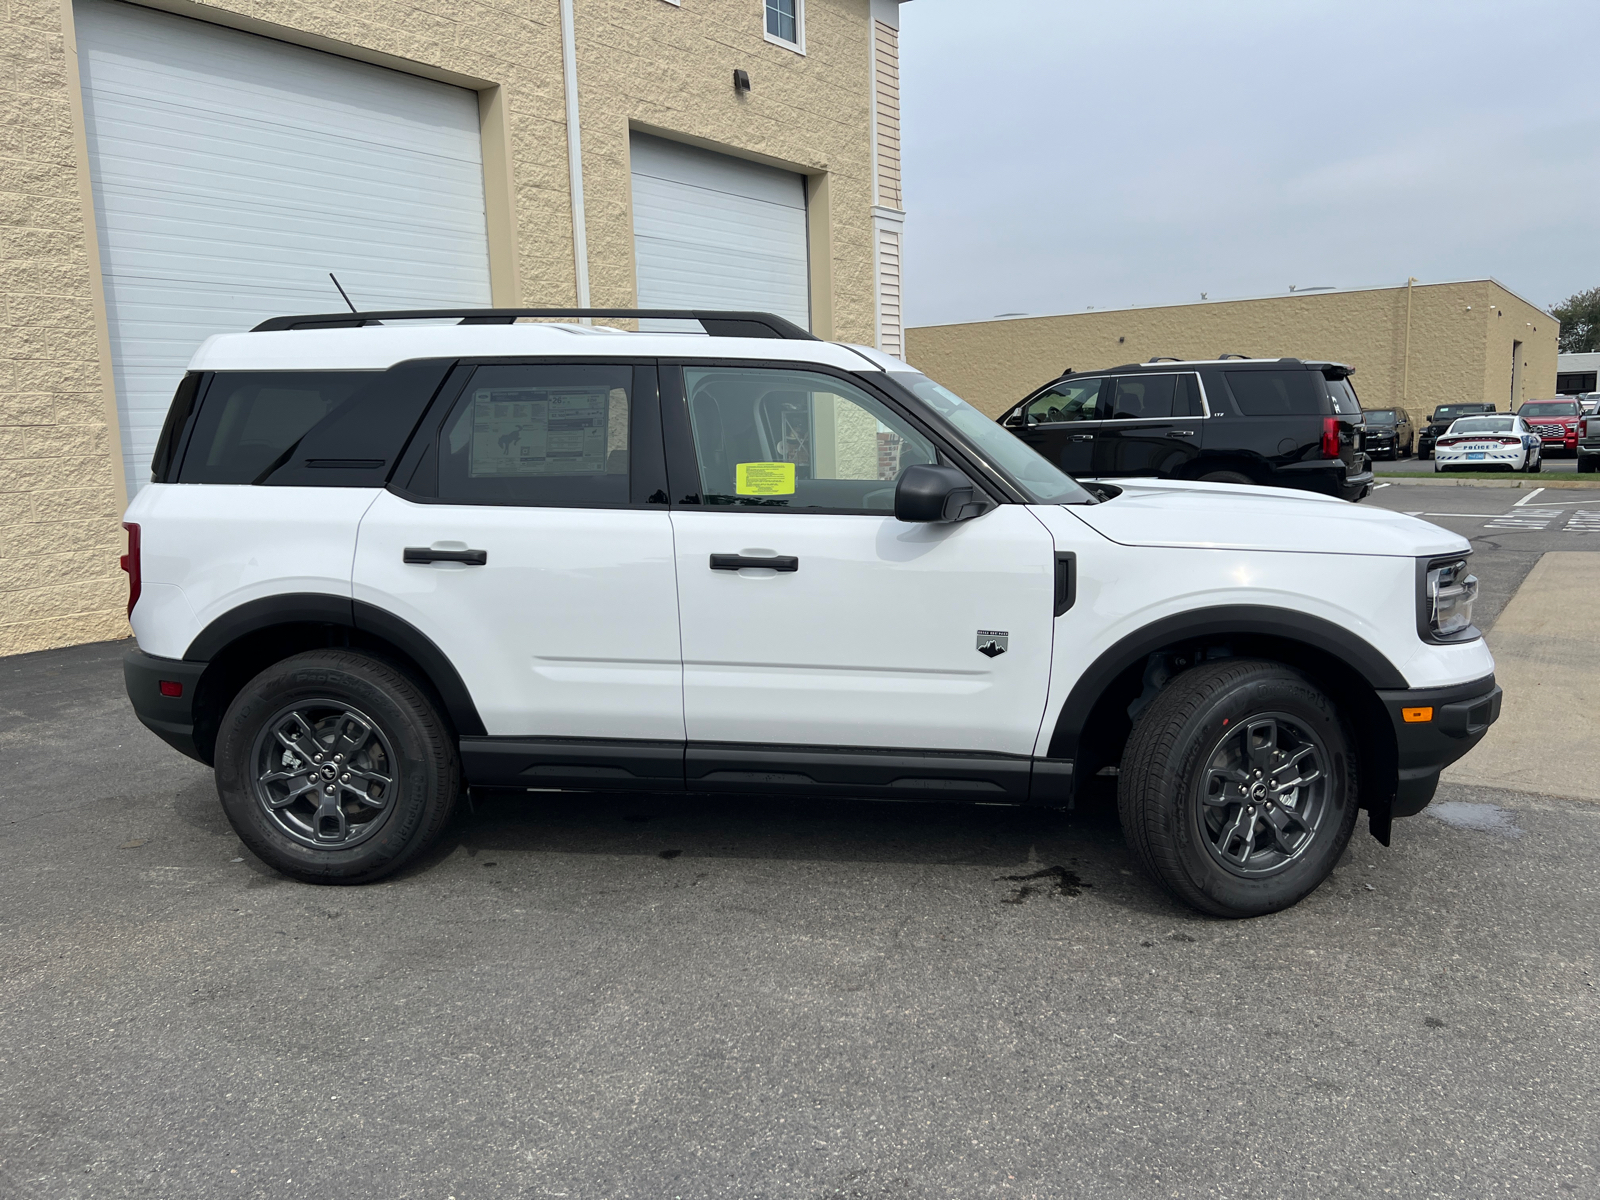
<box><xmin>121</xmin><ymin>308</ymin><xmax>1501</xmax><ymax>918</ymax></box>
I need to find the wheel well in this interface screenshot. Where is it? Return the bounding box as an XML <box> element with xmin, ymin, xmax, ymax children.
<box><xmin>190</xmin><ymin>622</ymin><xmax>466</xmax><ymax>766</ymax></box>
<box><xmin>1179</xmin><ymin>455</ymin><xmax>1262</xmax><ymax>483</ymax></box>
<box><xmin>1069</xmin><ymin>633</ymin><xmax>1396</xmax><ymax>810</ymax></box>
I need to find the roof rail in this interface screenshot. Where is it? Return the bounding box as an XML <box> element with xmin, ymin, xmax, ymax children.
<box><xmin>1147</xmin><ymin>356</ymin><xmax>1181</xmax><ymax>363</ymax></box>
<box><xmin>250</xmin><ymin>308</ymin><xmax>818</xmax><ymax>340</ymax></box>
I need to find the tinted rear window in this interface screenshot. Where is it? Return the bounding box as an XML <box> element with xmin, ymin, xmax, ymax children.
<box><xmin>178</xmin><ymin>372</ymin><xmax>379</xmax><ymax>484</ymax></box>
<box><xmin>1324</xmin><ymin>378</ymin><xmax>1361</xmax><ymax>415</ymax></box>
<box><xmin>1225</xmin><ymin>370</ymin><xmax>1322</xmax><ymax>416</ymax></box>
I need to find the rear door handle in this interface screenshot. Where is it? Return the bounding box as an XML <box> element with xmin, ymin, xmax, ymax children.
<box><xmin>1070</xmin><ymin>434</ymin><xmax>1093</xmax><ymax>442</ymax></box>
<box><xmin>710</xmin><ymin>554</ymin><xmax>798</xmax><ymax>572</ymax></box>
<box><xmin>1167</xmin><ymin>430</ymin><xmax>1197</xmax><ymax>438</ymax></box>
<box><xmin>404</xmin><ymin>547</ymin><xmax>488</xmax><ymax>566</ymax></box>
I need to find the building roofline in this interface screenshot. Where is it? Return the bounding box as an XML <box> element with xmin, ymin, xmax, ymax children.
<box><xmin>910</xmin><ymin>277</ymin><xmax>1557</xmax><ymax>332</ymax></box>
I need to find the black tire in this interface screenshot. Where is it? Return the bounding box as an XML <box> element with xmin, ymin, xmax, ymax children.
<box><xmin>1117</xmin><ymin>659</ymin><xmax>1360</xmax><ymax>918</ymax></box>
<box><xmin>1527</xmin><ymin>454</ymin><xmax>1542</xmax><ymax>474</ymax></box>
<box><xmin>214</xmin><ymin>650</ymin><xmax>461</xmax><ymax>884</ymax></box>
<box><xmin>1198</xmin><ymin>470</ymin><xmax>1254</xmax><ymax>485</ymax></box>
<box><xmin>1579</xmin><ymin>456</ymin><xmax>1597</xmax><ymax>474</ymax></box>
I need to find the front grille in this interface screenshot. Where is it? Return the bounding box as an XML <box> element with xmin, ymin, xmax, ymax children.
<box><xmin>1532</xmin><ymin>423</ymin><xmax>1565</xmax><ymax>437</ymax></box>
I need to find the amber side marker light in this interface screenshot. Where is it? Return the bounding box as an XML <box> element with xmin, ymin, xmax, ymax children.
<box><xmin>1402</xmin><ymin>707</ymin><xmax>1434</xmax><ymax>723</ymax></box>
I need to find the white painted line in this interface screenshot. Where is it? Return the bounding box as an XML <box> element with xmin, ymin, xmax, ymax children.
<box><xmin>1512</xmin><ymin>487</ymin><xmax>1546</xmax><ymax>507</ymax></box>
<box><xmin>1373</xmin><ymin>482</ymin><xmax>1390</xmax><ymax>490</ymax></box>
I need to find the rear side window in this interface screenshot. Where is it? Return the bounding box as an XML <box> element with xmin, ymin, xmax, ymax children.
<box><xmin>1224</xmin><ymin>370</ymin><xmax>1322</xmax><ymax>416</ymax></box>
<box><xmin>1175</xmin><ymin>374</ymin><xmax>1205</xmax><ymax>417</ymax></box>
<box><xmin>1324</xmin><ymin>378</ymin><xmax>1362</xmax><ymax>415</ymax></box>
<box><xmin>178</xmin><ymin>372</ymin><xmax>379</xmax><ymax>484</ymax></box>
<box><xmin>1108</xmin><ymin>374</ymin><xmax>1176</xmax><ymax>420</ymax></box>
<box><xmin>423</xmin><ymin>363</ymin><xmax>634</xmax><ymax>507</ymax></box>
<box><xmin>150</xmin><ymin>372</ymin><xmax>201</xmax><ymax>483</ymax></box>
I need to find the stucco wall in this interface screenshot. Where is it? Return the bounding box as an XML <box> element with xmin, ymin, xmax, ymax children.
<box><xmin>0</xmin><ymin>0</ymin><xmax>877</xmax><ymax>656</ymax></box>
<box><xmin>905</xmin><ymin>280</ymin><xmax>1560</xmax><ymax>420</ymax></box>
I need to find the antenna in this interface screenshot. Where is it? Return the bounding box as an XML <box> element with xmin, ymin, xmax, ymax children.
<box><xmin>328</xmin><ymin>273</ymin><xmax>358</xmax><ymax>314</ymax></box>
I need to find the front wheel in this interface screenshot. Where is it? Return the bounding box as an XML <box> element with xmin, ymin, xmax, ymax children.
<box><xmin>1117</xmin><ymin>659</ymin><xmax>1360</xmax><ymax>917</ymax></box>
<box><xmin>214</xmin><ymin>650</ymin><xmax>462</xmax><ymax>884</ymax></box>
<box><xmin>1580</xmin><ymin>456</ymin><xmax>1598</xmax><ymax>474</ymax></box>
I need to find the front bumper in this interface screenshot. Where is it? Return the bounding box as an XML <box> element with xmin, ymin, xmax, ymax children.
<box><xmin>124</xmin><ymin>648</ymin><xmax>211</xmax><ymax>764</ymax></box>
<box><xmin>1376</xmin><ymin>674</ymin><xmax>1501</xmax><ymax>822</ymax></box>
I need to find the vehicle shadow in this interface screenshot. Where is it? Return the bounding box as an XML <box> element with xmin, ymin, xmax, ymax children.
<box><xmin>392</xmin><ymin>777</ymin><xmax>1184</xmax><ymax>909</ymax></box>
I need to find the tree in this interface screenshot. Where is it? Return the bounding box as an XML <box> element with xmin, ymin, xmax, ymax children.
<box><xmin>1552</xmin><ymin>287</ymin><xmax>1600</xmax><ymax>353</ymax></box>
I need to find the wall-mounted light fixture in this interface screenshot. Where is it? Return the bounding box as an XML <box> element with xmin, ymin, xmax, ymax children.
<box><xmin>733</xmin><ymin>69</ymin><xmax>751</xmax><ymax>92</ymax></box>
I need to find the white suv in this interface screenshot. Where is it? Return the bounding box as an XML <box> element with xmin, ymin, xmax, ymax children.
<box><xmin>121</xmin><ymin>308</ymin><xmax>1501</xmax><ymax>917</ymax></box>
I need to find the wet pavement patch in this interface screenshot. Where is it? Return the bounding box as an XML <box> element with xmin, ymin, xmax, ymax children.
<box><xmin>996</xmin><ymin>865</ymin><xmax>1092</xmax><ymax>903</ymax></box>
<box><xmin>1427</xmin><ymin>800</ymin><xmax>1522</xmax><ymax>837</ymax></box>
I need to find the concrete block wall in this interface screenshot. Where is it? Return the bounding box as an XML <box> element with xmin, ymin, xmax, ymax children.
<box><xmin>905</xmin><ymin>280</ymin><xmax>1560</xmax><ymax>419</ymax></box>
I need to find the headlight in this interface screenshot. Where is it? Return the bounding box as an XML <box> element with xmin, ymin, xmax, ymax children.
<box><xmin>1425</xmin><ymin>557</ymin><xmax>1478</xmax><ymax>639</ymax></box>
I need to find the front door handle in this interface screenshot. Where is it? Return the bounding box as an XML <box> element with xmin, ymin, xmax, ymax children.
<box><xmin>1070</xmin><ymin>434</ymin><xmax>1093</xmax><ymax>442</ymax></box>
<box><xmin>404</xmin><ymin>547</ymin><xmax>488</xmax><ymax>566</ymax></box>
<box><xmin>710</xmin><ymin>554</ymin><xmax>798</xmax><ymax>572</ymax></box>
<box><xmin>1166</xmin><ymin>430</ymin><xmax>1197</xmax><ymax>438</ymax></box>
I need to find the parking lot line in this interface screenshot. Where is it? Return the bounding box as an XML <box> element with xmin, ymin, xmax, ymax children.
<box><xmin>1511</xmin><ymin>487</ymin><xmax>1546</xmax><ymax>507</ymax></box>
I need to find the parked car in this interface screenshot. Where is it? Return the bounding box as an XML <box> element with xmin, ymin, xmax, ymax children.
<box><xmin>998</xmin><ymin>357</ymin><xmax>1372</xmax><ymax>501</ymax></box>
<box><xmin>1361</xmin><ymin>407</ymin><xmax>1414</xmax><ymax>459</ymax></box>
<box><xmin>1417</xmin><ymin>403</ymin><xmax>1497</xmax><ymax>459</ymax></box>
<box><xmin>1578</xmin><ymin>393</ymin><xmax>1600</xmax><ymax>416</ymax></box>
<box><xmin>1579</xmin><ymin>407</ymin><xmax>1600</xmax><ymax>473</ymax></box>
<box><xmin>121</xmin><ymin>307</ymin><xmax>1499</xmax><ymax>918</ymax></box>
<box><xmin>1433</xmin><ymin>414</ymin><xmax>1541</xmax><ymax>473</ymax></box>
<box><xmin>1516</xmin><ymin>398</ymin><xmax>1583</xmax><ymax>457</ymax></box>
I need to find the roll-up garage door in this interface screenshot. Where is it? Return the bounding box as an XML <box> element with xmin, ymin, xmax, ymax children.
<box><xmin>630</xmin><ymin>133</ymin><xmax>810</xmax><ymax>330</ymax></box>
<box><xmin>73</xmin><ymin>0</ymin><xmax>493</xmax><ymax>494</ymax></box>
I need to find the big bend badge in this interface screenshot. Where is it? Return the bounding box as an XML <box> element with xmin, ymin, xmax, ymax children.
<box><xmin>976</xmin><ymin>630</ymin><xmax>1008</xmax><ymax>658</ymax></box>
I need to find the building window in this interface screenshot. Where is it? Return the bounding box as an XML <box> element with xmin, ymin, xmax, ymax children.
<box><xmin>765</xmin><ymin>0</ymin><xmax>802</xmax><ymax>50</ymax></box>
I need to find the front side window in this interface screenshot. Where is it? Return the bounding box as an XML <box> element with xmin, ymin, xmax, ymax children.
<box><xmin>684</xmin><ymin>366</ymin><xmax>934</xmax><ymax>511</ymax></box>
<box><xmin>765</xmin><ymin>0</ymin><xmax>800</xmax><ymax>45</ymax></box>
<box><xmin>178</xmin><ymin>371</ymin><xmax>379</xmax><ymax>484</ymax></box>
<box><xmin>429</xmin><ymin>364</ymin><xmax>632</xmax><ymax>507</ymax></box>
<box><xmin>1025</xmin><ymin>377</ymin><xmax>1104</xmax><ymax>424</ymax></box>
<box><xmin>892</xmin><ymin>372</ymin><xmax>1093</xmax><ymax>505</ymax></box>
<box><xmin>1108</xmin><ymin>375</ymin><xmax>1177</xmax><ymax>420</ymax></box>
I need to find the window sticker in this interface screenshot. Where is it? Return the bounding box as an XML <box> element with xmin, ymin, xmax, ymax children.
<box><xmin>736</xmin><ymin>461</ymin><xmax>796</xmax><ymax>495</ymax></box>
<box><xmin>469</xmin><ymin>387</ymin><xmax>609</xmax><ymax>477</ymax></box>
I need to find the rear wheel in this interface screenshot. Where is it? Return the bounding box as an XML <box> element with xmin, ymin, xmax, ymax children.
<box><xmin>1117</xmin><ymin>659</ymin><xmax>1359</xmax><ymax>918</ymax></box>
<box><xmin>1580</xmin><ymin>456</ymin><xmax>1598</xmax><ymax>474</ymax></box>
<box><xmin>214</xmin><ymin>650</ymin><xmax>461</xmax><ymax>884</ymax></box>
<box><xmin>1198</xmin><ymin>470</ymin><xmax>1254</xmax><ymax>485</ymax></box>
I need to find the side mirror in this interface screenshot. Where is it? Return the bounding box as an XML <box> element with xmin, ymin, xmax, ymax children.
<box><xmin>895</xmin><ymin>465</ymin><xmax>989</xmax><ymax>523</ymax></box>
<box><xmin>1002</xmin><ymin>410</ymin><xmax>1026</xmax><ymax>428</ymax></box>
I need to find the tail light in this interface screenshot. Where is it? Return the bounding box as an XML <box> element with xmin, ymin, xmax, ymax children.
<box><xmin>1497</xmin><ymin>438</ymin><xmax>1520</xmax><ymax>446</ymax></box>
<box><xmin>120</xmin><ymin>522</ymin><xmax>141</xmax><ymax>616</ymax></box>
<box><xmin>1321</xmin><ymin>417</ymin><xmax>1341</xmax><ymax>458</ymax></box>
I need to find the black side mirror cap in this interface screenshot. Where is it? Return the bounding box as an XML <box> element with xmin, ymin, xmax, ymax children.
<box><xmin>895</xmin><ymin>464</ymin><xmax>990</xmax><ymax>523</ymax></box>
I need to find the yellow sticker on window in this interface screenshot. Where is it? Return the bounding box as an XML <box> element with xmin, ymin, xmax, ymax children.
<box><xmin>736</xmin><ymin>462</ymin><xmax>796</xmax><ymax>495</ymax></box>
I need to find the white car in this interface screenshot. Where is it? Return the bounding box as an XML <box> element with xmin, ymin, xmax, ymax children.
<box><xmin>120</xmin><ymin>307</ymin><xmax>1501</xmax><ymax>918</ymax></box>
<box><xmin>1434</xmin><ymin>413</ymin><xmax>1541</xmax><ymax>473</ymax></box>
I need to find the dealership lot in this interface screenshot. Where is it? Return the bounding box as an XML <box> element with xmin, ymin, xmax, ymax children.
<box><xmin>3</xmin><ymin>496</ymin><xmax>1599</xmax><ymax>1199</ymax></box>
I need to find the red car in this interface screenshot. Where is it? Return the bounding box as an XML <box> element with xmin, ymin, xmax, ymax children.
<box><xmin>1517</xmin><ymin>398</ymin><xmax>1583</xmax><ymax>456</ymax></box>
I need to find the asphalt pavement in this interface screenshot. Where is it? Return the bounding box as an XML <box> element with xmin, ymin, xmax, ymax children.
<box><xmin>4</xmin><ymin>620</ymin><xmax>1600</xmax><ymax>1197</ymax></box>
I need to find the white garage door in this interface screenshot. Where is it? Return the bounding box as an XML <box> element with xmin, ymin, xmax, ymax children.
<box><xmin>74</xmin><ymin>0</ymin><xmax>493</xmax><ymax>494</ymax></box>
<box><xmin>630</xmin><ymin>133</ymin><xmax>810</xmax><ymax>330</ymax></box>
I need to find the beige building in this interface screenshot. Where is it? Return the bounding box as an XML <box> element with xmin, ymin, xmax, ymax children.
<box><xmin>0</xmin><ymin>0</ymin><xmax>908</xmax><ymax>655</ymax></box>
<box><xmin>906</xmin><ymin>279</ymin><xmax>1558</xmax><ymax>419</ymax></box>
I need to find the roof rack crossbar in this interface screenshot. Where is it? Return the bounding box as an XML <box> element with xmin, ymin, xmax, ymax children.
<box><xmin>250</xmin><ymin>308</ymin><xmax>818</xmax><ymax>340</ymax></box>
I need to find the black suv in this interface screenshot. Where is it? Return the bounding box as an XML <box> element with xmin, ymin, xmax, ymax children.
<box><xmin>1417</xmin><ymin>403</ymin><xmax>1496</xmax><ymax>460</ymax></box>
<box><xmin>998</xmin><ymin>357</ymin><xmax>1372</xmax><ymax>501</ymax></box>
<box><xmin>1360</xmin><ymin>407</ymin><xmax>1414</xmax><ymax>459</ymax></box>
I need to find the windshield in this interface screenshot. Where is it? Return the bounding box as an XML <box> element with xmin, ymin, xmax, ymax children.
<box><xmin>1364</xmin><ymin>411</ymin><xmax>1396</xmax><ymax>426</ymax></box>
<box><xmin>1519</xmin><ymin>401</ymin><xmax>1577</xmax><ymax>418</ymax></box>
<box><xmin>1450</xmin><ymin>417</ymin><xmax>1515</xmax><ymax>434</ymax></box>
<box><xmin>890</xmin><ymin>372</ymin><xmax>1094</xmax><ymax>505</ymax></box>
<box><xmin>1433</xmin><ymin>406</ymin><xmax>1489</xmax><ymax>423</ymax></box>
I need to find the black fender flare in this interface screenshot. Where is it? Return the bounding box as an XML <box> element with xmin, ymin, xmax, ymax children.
<box><xmin>182</xmin><ymin>592</ymin><xmax>486</xmax><ymax>737</ymax></box>
<box><xmin>1046</xmin><ymin>604</ymin><xmax>1406</xmax><ymax>760</ymax></box>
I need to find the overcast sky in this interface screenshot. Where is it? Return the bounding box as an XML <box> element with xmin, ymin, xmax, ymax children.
<box><xmin>898</xmin><ymin>0</ymin><xmax>1600</xmax><ymax>328</ymax></box>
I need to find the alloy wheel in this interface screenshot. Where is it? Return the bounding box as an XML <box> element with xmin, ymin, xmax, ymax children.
<box><xmin>1196</xmin><ymin>714</ymin><xmax>1331</xmax><ymax>878</ymax></box>
<box><xmin>251</xmin><ymin>700</ymin><xmax>397</xmax><ymax>850</ymax></box>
